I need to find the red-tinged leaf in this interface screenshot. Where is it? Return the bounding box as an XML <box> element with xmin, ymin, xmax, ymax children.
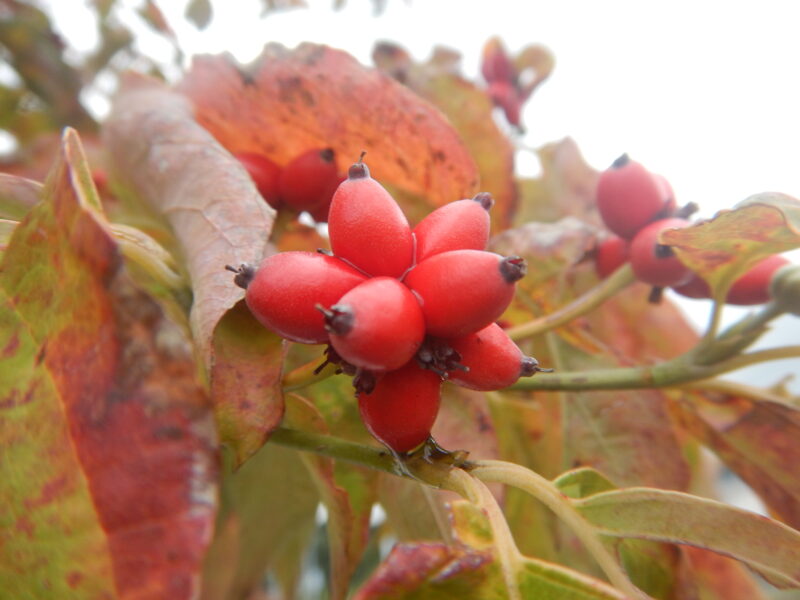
<box><xmin>573</xmin><ymin>487</ymin><xmax>800</xmax><ymax>588</ymax></box>
<box><xmin>104</xmin><ymin>71</ymin><xmax>275</xmax><ymax>364</ymax></box>
<box><xmin>210</xmin><ymin>301</ymin><xmax>286</xmax><ymax>467</ymax></box>
<box><xmin>377</xmin><ymin>474</ymin><xmax>451</xmax><ymax>543</ymax></box>
<box><xmin>676</xmin><ymin>546</ymin><xmax>767</xmax><ymax>600</ymax></box>
<box><xmin>435</xmin><ymin>385</ymin><xmax>499</xmax><ymax>463</ymax></box>
<box><xmin>372</xmin><ymin>42</ymin><xmax>517</xmax><ymax>230</ymax></box>
<box><xmin>356</xmin><ymin>500</ymin><xmax>627</xmax><ymax>599</ymax></box>
<box><xmin>0</xmin><ymin>129</ymin><xmax>217</xmax><ymax>599</ymax></box>
<box><xmin>661</xmin><ymin>193</ymin><xmax>800</xmax><ymax>298</ymax></box>
<box><xmin>200</xmin><ymin>443</ymin><xmax>319</xmax><ymax>600</ymax></box>
<box><xmin>0</xmin><ymin>173</ymin><xmax>41</xmax><ymax>220</ymax></box>
<box><xmin>284</xmin><ymin>394</ymin><xmax>377</xmax><ymax>600</ymax></box>
<box><xmin>514</xmin><ymin>137</ymin><xmax>601</xmax><ymax>226</ymax></box>
<box><xmin>177</xmin><ymin>44</ymin><xmax>480</xmax><ymax>211</ymax></box>
<box><xmin>669</xmin><ymin>389</ymin><xmax>800</xmax><ymax>529</ymax></box>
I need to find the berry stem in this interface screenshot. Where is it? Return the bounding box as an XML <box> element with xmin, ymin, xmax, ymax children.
<box><xmin>507</xmin><ymin>264</ymin><xmax>635</xmax><ymax>341</ymax></box>
<box><xmin>471</xmin><ymin>460</ymin><xmax>645</xmax><ymax>599</ymax></box>
<box><xmin>282</xmin><ymin>356</ymin><xmax>338</xmax><ymax>392</ymax></box>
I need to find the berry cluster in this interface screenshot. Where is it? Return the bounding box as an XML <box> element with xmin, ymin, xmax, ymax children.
<box><xmin>481</xmin><ymin>38</ymin><xmax>533</xmax><ymax>129</ymax></box>
<box><xmin>229</xmin><ymin>156</ymin><xmax>544</xmax><ymax>453</ymax></box>
<box><xmin>235</xmin><ymin>148</ymin><xmax>344</xmax><ymax>222</ymax></box>
<box><xmin>593</xmin><ymin>154</ymin><xmax>790</xmax><ymax>304</ymax></box>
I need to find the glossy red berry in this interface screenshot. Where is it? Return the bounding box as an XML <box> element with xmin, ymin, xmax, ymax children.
<box><xmin>235</xmin><ymin>152</ymin><xmax>282</xmax><ymax>209</ymax></box>
<box><xmin>278</xmin><ymin>148</ymin><xmax>340</xmax><ymax>212</ymax></box>
<box><xmin>596</xmin><ymin>155</ymin><xmax>676</xmax><ymax>239</ymax></box>
<box><xmin>444</xmin><ymin>323</ymin><xmax>541</xmax><ymax>391</ymax></box>
<box><xmin>328</xmin><ymin>159</ymin><xmax>414</xmax><ymax>277</ymax></box>
<box><xmin>404</xmin><ymin>250</ymin><xmax>526</xmax><ymax>338</ymax></box>
<box><xmin>358</xmin><ymin>361</ymin><xmax>442</xmax><ymax>453</ymax></box>
<box><xmin>240</xmin><ymin>251</ymin><xmax>367</xmax><ymax>344</ymax></box>
<box><xmin>594</xmin><ymin>235</ymin><xmax>629</xmax><ymax>279</ymax></box>
<box><xmin>413</xmin><ymin>193</ymin><xmax>493</xmax><ymax>262</ymax></box>
<box><xmin>322</xmin><ymin>277</ymin><xmax>425</xmax><ymax>372</ymax></box>
<box><xmin>629</xmin><ymin>218</ymin><xmax>692</xmax><ymax>288</ymax></box>
<box><xmin>481</xmin><ymin>37</ymin><xmax>516</xmax><ymax>84</ymax></box>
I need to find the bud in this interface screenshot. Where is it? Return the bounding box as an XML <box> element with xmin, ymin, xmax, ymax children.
<box><xmin>769</xmin><ymin>264</ymin><xmax>800</xmax><ymax>316</ymax></box>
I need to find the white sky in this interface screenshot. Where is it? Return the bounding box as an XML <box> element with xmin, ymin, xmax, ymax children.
<box><xmin>41</xmin><ymin>0</ymin><xmax>800</xmax><ymax>391</ymax></box>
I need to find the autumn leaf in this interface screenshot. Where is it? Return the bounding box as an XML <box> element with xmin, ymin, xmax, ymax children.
<box><xmin>661</xmin><ymin>192</ymin><xmax>800</xmax><ymax>298</ymax></box>
<box><xmin>0</xmin><ymin>129</ymin><xmax>216</xmax><ymax>599</ymax></box>
<box><xmin>178</xmin><ymin>43</ymin><xmax>480</xmax><ymax>213</ymax></box>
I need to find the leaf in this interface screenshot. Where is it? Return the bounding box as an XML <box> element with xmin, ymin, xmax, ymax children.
<box><xmin>514</xmin><ymin>44</ymin><xmax>556</xmax><ymax>100</ymax></box>
<box><xmin>372</xmin><ymin>42</ymin><xmax>517</xmax><ymax>230</ymax></box>
<box><xmin>676</xmin><ymin>546</ymin><xmax>767</xmax><ymax>600</ymax></box>
<box><xmin>661</xmin><ymin>193</ymin><xmax>800</xmax><ymax>298</ymax></box>
<box><xmin>0</xmin><ymin>173</ymin><xmax>41</xmax><ymax>219</ymax></box>
<box><xmin>104</xmin><ymin>71</ymin><xmax>275</xmax><ymax>365</ymax></box>
<box><xmin>210</xmin><ymin>301</ymin><xmax>286</xmax><ymax>467</ymax></box>
<box><xmin>669</xmin><ymin>389</ymin><xmax>800</xmax><ymax>529</ymax></box>
<box><xmin>201</xmin><ymin>443</ymin><xmax>319</xmax><ymax>600</ymax></box>
<box><xmin>514</xmin><ymin>138</ymin><xmax>600</xmax><ymax>226</ymax></box>
<box><xmin>284</xmin><ymin>394</ymin><xmax>377</xmax><ymax>600</ymax></box>
<box><xmin>554</xmin><ymin>467</ymin><xmax>617</xmax><ymax>499</ymax></box>
<box><xmin>0</xmin><ymin>129</ymin><xmax>217</xmax><ymax>598</ymax></box>
<box><xmin>178</xmin><ymin>43</ymin><xmax>480</xmax><ymax>212</ymax></box>
<box><xmin>355</xmin><ymin>500</ymin><xmax>627</xmax><ymax>599</ymax></box>
<box><xmin>574</xmin><ymin>487</ymin><xmax>800</xmax><ymax>588</ymax></box>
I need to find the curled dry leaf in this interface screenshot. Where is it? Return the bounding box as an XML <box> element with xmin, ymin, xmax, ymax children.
<box><xmin>177</xmin><ymin>43</ymin><xmax>479</xmax><ymax>210</ymax></box>
<box><xmin>103</xmin><ymin>71</ymin><xmax>275</xmax><ymax>364</ymax></box>
<box><xmin>0</xmin><ymin>129</ymin><xmax>217</xmax><ymax>599</ymax></box>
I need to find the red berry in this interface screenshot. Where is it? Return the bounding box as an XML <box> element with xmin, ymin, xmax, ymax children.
<box><xmin>594</xmin><ymin>235</ymin><xmax>629</xmax><ymax>279</ymax></box>
<box><xmin>596</xmin><ymin>155</ymin><xmax>676</xmax><ymax>239</ymax></box>
<box><xmin>278</xmin><ymin>148</ymin><xmax>340</xmax><ymax>212</ymax></box>
<box><xmin>242</xmin><ymin>251</ymin><xmax>367</xmax><ymax>344</ymax></box>
<box><xmin>672</xmin><ymin>274</ymin><xmax>710</xmax><ymax>300</ymax></box>
<box><xmin>322</xmin><ymin>277</ymin><xmax>425</xmax><ymax>372</ymax></box>
<box><xmin>413</xmin><ymin>193</ymin><xmax>493</xmax><ymax>262</ymax></box>
<box><xmin>358</xmin><ymin>361</ymin><xmax>442</xmax><ymax>453</ymax></box>
<box><xmin>444</xmin><ymin>323</ymin><xmax>540</xmax><ymax>391</ymax></box>
<box><xmin>728</xmin><ymin>255</ymin><xmax>790</xmax><ymax>305</ymax></box>
<box><xmin>309</xmin><ymin>174</ymin><xmax>346</xmax><ymax>223</ymax></box>
<box><xmin>481</xmin><ymin>37</ymin><xmax>516</xmax><ymax>84</ymax></box>
<box><xmin>629</xmin><ymin>218</ymin><xmax>692</xmax><ymax>288</ymax></box>
<box><xmin>328</xmin><ymin>159</ymin><xmax>414</xmax><ymax>277</ymax></box>
<box><xmin>404</xmin><ymin>250</ymin><xmax>526</xmax><ymax>338</ymax></box>
<box><xmin>235</xmin><ymin>152</ymin><xmax>283</xmax><ymax>209</ymax></box>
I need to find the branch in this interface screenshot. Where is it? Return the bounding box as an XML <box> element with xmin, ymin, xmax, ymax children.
<box><xmin>507</xmin><ymin>264</ymin><xmax>635</xmax><ymax>341</ymax></box>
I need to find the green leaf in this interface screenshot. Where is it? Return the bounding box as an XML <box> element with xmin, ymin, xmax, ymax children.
<box><xmin>554</xmin><ymin>467</ymin><xmax>617</xmax><ymax>499</ymax></box>
<box><xmin>0</xmin><ymin>173</ymin><xmax>41</xmax><ymax>220</ymax></box>
<box><xmin>0</xmin><ymin>129</ymin><xmax>217</xmax><ymax>598</ymax></box>
<box><xmin>210</xmin><ymin>301</ymin><xmax>286</xmax><ymax>467</ymax></box>
<box><xmin>202</xmin><ymin>443</ymin><xmax>319</xmax><ymax>599</ymax></box>
<box><xmin>285</xmin><ymin>394</ymin><xmax>377</xmax><ymax>600</ymax></box>
<box><xmin>574</xmin><ymin>487</ymin><xmax>800</xmax><ymax>588</ymax></box>
<box><xmin>661</xmin><ymin>193</ymin><xmax>800</xmax><ymax>298</ymax></box>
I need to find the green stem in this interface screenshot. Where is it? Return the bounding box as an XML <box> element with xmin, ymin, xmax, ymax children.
<box><xmin>447</xmin><ymin>469</ymin><xmax>522</xmax><ymax>600</ymax></box>
<box><xmin>507</xmin><ymin>265</ymin><xmax>635</xmax><ymax>341</ymax></box>
<box><xmin>471</xmin><ymin>460</ymin><xmax>645</xmax><ymax>599</ymax></box>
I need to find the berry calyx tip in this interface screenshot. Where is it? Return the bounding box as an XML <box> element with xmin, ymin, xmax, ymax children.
<box><xmin>226</xmin><ymin>263</ymin><xmax>256</xmax><ymax>289</ymax></box>
<box><xmin>472</xmin><ymin>192</ymin><xmax>494</xmax><ymax>211</ymax></box>
<box><xmin>348</xmin><ymin>151</ymin><xmax>370</xmax><ymax>179</ymax></box>
<box><xmin>611</xmin><ymin>153</ymin><xmax>630</xmax><ymax>169</ymax></box>
<box><xmin>499</xmin><ymin>255</ymin><xmax>527</xmax><ymax>283</ymax></box>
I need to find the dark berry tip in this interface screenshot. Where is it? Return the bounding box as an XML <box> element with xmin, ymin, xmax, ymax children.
<box><xmin>499</xmin><ymin>255</ymin><xmax>527</xmax><ymax>283</ymax></box>
<box><xmin>472</xmin><ymin>192</ymin><xmax>494</xmax><ymax>211</ymax></box>
<box><xmin>654</xmin><ymin>244</ymin><xmax>675</xmax><ymax>259</ymax></box>
<box><xmin>320</xmin><ymin>147</ymin><xmax>335</xmax><ymax>162</ymax></box>
<box><xmin>316</xmin><ymin>248</ymin><xmax>334</xmax><ymax>256</ymax></box>
<box><xmin>520</xmin><ymin>356</ymin><xmax>552</xmax><ymax>377</ymax></box>
<box><xmin>348</xmin><ymin>151</ymin><xmax>370</xmax><ymax>180</ymax></box>
<box><xmin>320</xmin><ymin>303</ymin><xmax>354</xmax><ymax>335</ymax></box>
<box><xmin>674</xmin><ymin>201</ymin><xmax>699</xmax><ymax>219</ymax></box>
<box><xmin>226</xmin><ymin>263</ymin><xmax>256</xmax><ymax>289</ymax></box>
<box><xmin>648</xmin><ymin>286</ymin><xmax>664</xmax><ymax>304</ymax></box>
<box><xmin>611</xmin><ymin>153</ymin><xmax>630</xmax><ymax>169</ymax></box>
